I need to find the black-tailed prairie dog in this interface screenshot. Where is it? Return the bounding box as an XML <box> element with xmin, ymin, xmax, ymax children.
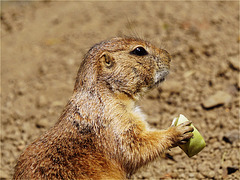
<box><xmin>14</xmin><ymin>37</ymin><xmax>193</xmax><ymax>179</ymax></box>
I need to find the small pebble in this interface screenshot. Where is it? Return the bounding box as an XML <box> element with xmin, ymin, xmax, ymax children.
<box><xmin>21</xmin><ymin>122</ymin><xmax>32</xmax><ymax>133</ymax></box>
<box><xmin>36</xmin><ymin>118</ymin><xmax>49</xmax><ymax>128</ymax></box>
<box><xmin>148</xmin><ymin>116</ymin><xmax>160</xmax><ymax>126</ymax></box>
<box><xmin>147</xmin><ymin>88</ymin><xmax>160</xmax><ymax>99</ymax></box>
<box><xmin>36</xmin><ymin>95</ymin><xmax>48</xmax><ymax>108</ymax></box>
<box><xmin>197</xmin><ymin>162</ymin><xmax>209</xmax><ymax>174</ymax></box>
<box><xmin>228</xmin><ymin>57</ymin><xmax>240</xmax><ymax>71</ymax></box>
<box><xmin>188</xmin><ymin>173</ymin><xmax>195</xmax><ymax>178</ymax></box>
<box><xmin>0</xmin><ymin>169</ymin><xmax>9</xmax><ymax>179</ymax></box>
<box><xmin>160</xmin><ymin>80</ymin><xmax>183</xmax><ymax>93</ymax></box>
<box><xmin>202</xmin><ymin>91</ymin><xmax>232</xmax><ymax>109</ymax></box>
<box><xmin>196</xmin><ymin>173</ymin><xmax>205</xmax><ymax>179</ymax></box>
<box><xmin>17</xmin><ymin>81</ymin><xmax>27</xmax><ymax>95</ymax></box>
<box><xmin>223</xmin><ymin>129</ymin><xmax>239</xmax><ymax>144</ymax></box>
<box><xmin>208</xmin><ymin>170</ymin><xmax>216</xmax><ymax>178</ymax></box>
<box><xmin>227</xmin><ymin>166</ymin><xmax>239</xmax><ymax>175</ymax></box>
<box><xmin>51</xmin><ymin>100</ymin><xmax>64</xmax><ymax>107</ymax></box>
<box><xmin>38</xmin><ymin>64</ymin><xmax>48</xmax><ymax>74</ymax></box>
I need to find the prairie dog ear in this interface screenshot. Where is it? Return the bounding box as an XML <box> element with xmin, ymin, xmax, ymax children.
<box><xmin>99</xmin><ymin>52</ymin><xmax>115</xmax><ymax>68</ymax></box>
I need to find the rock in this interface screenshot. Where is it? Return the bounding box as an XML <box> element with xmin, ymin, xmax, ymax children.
<box><xmin>66</xmin><ymin>58</ymin><xmax>75</xmax><ymax>66</ymax></box>
<box><xmin>51</xmin><ymin>100</ymin><xmax>64</xmax><ymax>107</ymax></box>
<box><xmin>226</xmin><ymin>166</ymin><xmax>239</xmax><ymax>175</ymax></box>
<box><xmin>36</xmin><ymin>95</ymin><xmax>48</xmax><ymax>108</ymax></box>
<box><xmin>15</xmin><ymin>109</ymin><xmax>25</xmax><ymax>117</ymax></box>
<box><xmin>147</xmin><ymin>88</ymin><xmax>160</xmax><ymax>99</ymax></box>
<box><xmin>38</xmin><ymin>64</ymin><xmax>48</xmax><ymax>74</ymax></box>
<box><xmin>197</xmin><ymin>162</ymin><xmax>209</xmax><ymax>174</ymax></box>
<box><xmin>170</xmin><ymin>172</ymin><xmax>178</xmax><ymax>178</ymax></box>
<box><xmin>0</xmin><ymin>169</ymin><xmax>9</xmax><ymax>179</ymax></box>
<box><xmin>237</xmin><ymin>80</ymin><xmax>240</xmax><ymax>90</ymax></box>
<box><xmin>196</xmin><ymin>173</ymin><xmax>205</xmax><ymax>179</ymax></box>
<box><xmin>148</xmin><ymin>116</ymin><xmax>160</xmax><ymax>126</ymax></box>
<box><xmin>228</xmin><ymin>57</ymin><xmax>240</xmax><ymax>71</ymax></box>
<box><xmin>207</xmin><ymin>170</ymin><xmax>216</xmax><ymax>178</ymax></box>
<box><xmin>21</xmin><ymin>122</ymin><xmax>32</xmax><ymax>133</ymax></box>
<box><xmin>212</xmin><ymin>141</ymin><xmax>220</xmax><ymax>149</ymax></box>
<box><xmin>17</xmin><ymin>145</ymin><xmax>25</xmax><ymax>151</ymax></box>
<box><xmin>222</xmin><ymin>160</ymin><xmax>232</xmax><ymax>178</ymax></box>
<box><xmin>202</xmin><ymin>91</ymin><xmax>232</xmax><ymax>109</ymax></box>
<box><xmin>227</xmin><ymin>84</ymin><xmax>238</xmax><ymax>96</ymax></box>
<box><xmin>183</xmin><ymin>70</ymin><xmax>195</xmax><ymax>78</ymax></box>
<box><xmin>198</xmin><ymin>162</ymin><xmax>216</xmax><ymax>178</ymax></box>
<box><xmin>160</xmin><ymin>80</ymin><xmax>183</xmax><ymax>93</ymax></box>
<box><xmin>223</xmin><ymin>129</ymin><xmax>239</xmax><ymax>144</ymax></box>
<box><xmin>222</xmin><ymin>160</ymin><xmax>239</xmax><ymax>177</ymax></box>
<box><xmin>188</xmin><ymin>173</ymin><xmax>195</xmax><ymax>178</ymax></box>
<box><xmin>36</xmin><ymin>118</ymin><xmax>49</xmax><ymax>128</ymax></box>
<box><xmin>17</xmin><ymin>81</ymin><xmax>27</xmax><ymax>95</ymax></box>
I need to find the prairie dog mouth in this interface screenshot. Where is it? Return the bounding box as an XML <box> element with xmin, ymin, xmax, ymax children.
<box><xmin>154</xmin><ymin>69</ymin><xmax>169</xmax><ymax>85</ymax></box>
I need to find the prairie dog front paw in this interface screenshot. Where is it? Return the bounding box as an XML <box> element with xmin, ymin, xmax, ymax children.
<box><xmin>168</xmin><ymin>121</ymin><xmax>194</xmax><ymax>147</ymax></box>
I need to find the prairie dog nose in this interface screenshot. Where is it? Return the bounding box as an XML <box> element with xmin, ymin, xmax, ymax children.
<box><xmin>159</xmin><ymin>49</ymin><xmax>171</xmax><ymax>63</ymax></box>
<box><xmin>154</xmin><ymin>49</ymin><xmax>171</xmax><ymax>70</ymax></box>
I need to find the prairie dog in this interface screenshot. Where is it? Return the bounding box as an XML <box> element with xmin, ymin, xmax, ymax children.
<box><xmin>14</xmin><ymin>37</ymin><xmax>193</xmax><ymax>179</ymax></box>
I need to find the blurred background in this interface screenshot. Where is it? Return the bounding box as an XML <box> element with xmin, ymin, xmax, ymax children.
<box><xmin>1</xmin><ymin>1</ymin><xmax>239</xmax><ymax>179</ymax></box>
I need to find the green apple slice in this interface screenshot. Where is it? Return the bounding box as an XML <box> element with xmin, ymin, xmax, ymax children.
<box><xmin>172</xmin><ymin>114</ymin><xmax>206</xmax><ymax>157</ymax></box>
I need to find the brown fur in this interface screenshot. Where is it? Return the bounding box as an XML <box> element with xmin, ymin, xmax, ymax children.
<box><xmin>14</xmin><ymin>37</ymin><xmax>193</xmax><ymax>179</ymax></box>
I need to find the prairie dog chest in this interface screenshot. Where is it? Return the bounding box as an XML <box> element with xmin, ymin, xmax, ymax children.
<box><xmin>133</xmin><ymin>106</ymin><xmax>147</xmax><ymax>122</ymax></box>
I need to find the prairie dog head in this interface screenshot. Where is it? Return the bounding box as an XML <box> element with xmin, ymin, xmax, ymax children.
<box><xmin>75</xmin><ymin>37</ymin><xmax>171</xmax><ymax>100</ymax></box>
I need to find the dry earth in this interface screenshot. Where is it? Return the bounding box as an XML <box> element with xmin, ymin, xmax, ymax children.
<box><xmin>1</xmin><ymin>1</ymin><xmax>239</xmax><ymax>179</ymax></box>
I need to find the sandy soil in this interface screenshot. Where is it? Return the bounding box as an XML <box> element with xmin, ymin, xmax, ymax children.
<box><xmin>1</xmin><ymin>1</ymin><xmax>239</xmax><ymax>179</ymax></box>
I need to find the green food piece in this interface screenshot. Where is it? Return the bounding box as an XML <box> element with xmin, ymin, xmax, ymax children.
<box><xmin>173</xmin><ymin>114</ymin><xmax>206</xmax><ymax>157</ymax></box>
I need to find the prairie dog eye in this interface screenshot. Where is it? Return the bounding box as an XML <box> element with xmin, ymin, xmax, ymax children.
<box><xmin>130</xmin><ymin>46</ymin><xmax>148</xmax><ymax>56</ymax></box>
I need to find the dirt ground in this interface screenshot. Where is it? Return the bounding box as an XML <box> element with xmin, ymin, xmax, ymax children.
<box><xmin>1</xmin><ymin>1</ymin><xmax>239</xmax><ymax>179</ymax></box>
